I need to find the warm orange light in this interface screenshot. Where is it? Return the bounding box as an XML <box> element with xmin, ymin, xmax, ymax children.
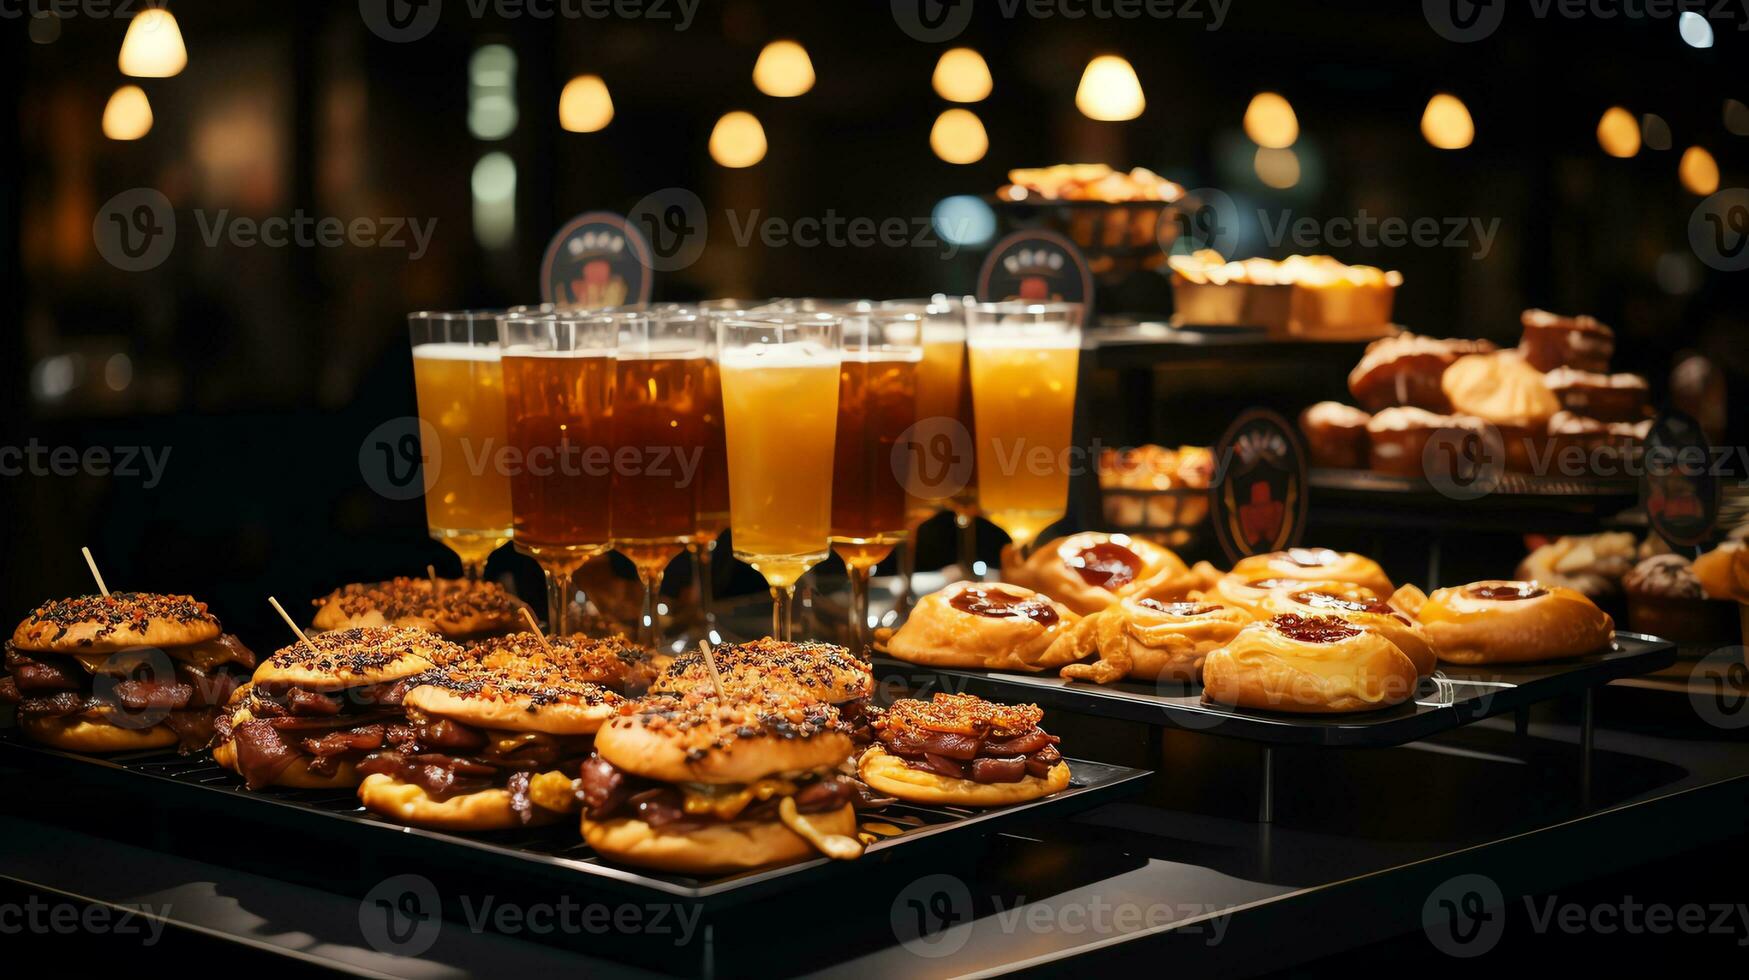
<box><xmin>118</xmin><ymin>8</ymin><xmax>186</xmax><ymax>77</ymax></box>
<box><xmin>709</xmin><ymin>111</ymin><xmax>768</xmax><ymax>168</ymax></box>
<box><xmin>102</xmin><ymin>85</ymin><xmax>153</xmax><ymax>140</ymax></box>
<box><xmin>1596</xmin><ymin>106</ymin><xmax>1640</xmax><ymax>159</ymax></box>
<box><xmin>1680</xmin><ymin>145</ymin><xmax>1720</xmax><ymax>196</ymax></box>
<box><xmin>752</xmin><ymin>40</ymin><xmax>814</xmax><ymax>98</ymax></box>
<box><xmin>1075</xmin><ymin>55</ymin><xmax>1144</xmax><ymax>121</ymax></box>
<box><xmin>929</xmin><ymin>108</ymin><xmax>988</xmax><ymax>164</ymax></box>
<box><xmin>1254</xmin><ymin>147</ymin><xmax>1300</xmax><ymax>189</ymax></box>
<box><xmin>932</xmin><ymin>48</ymin><xmax>992</xmax><ymax>103</ymax></box>
<box><xmin>558</xmin><ymin>75</ymin><xmax>613</xmax><ymax>132</ymax></box>
<box><xmin>1243</xmin><ymin>92</ymin><xmax>1299</xmax><ymax>149</ymax></box>
<box><xmin>1421</xmin><ymin>93</ymin><xmax>1474</xmax><ymax>150</ymax></box>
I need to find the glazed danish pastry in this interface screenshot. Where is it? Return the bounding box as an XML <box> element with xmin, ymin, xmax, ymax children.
<box><xmin>1208</xmin><ymin>573</ymin><xmax>1320</xmax><ymax>620</ymax></box>
<box><xmin>1058</xmin><ymin>596</ymin><xmax>1250</xmax><ymax>684</ymax></box>
<box><xmin>1260</xmin><ymin>581</ymin><xmax>1438</xmax><ymax>675</ymax></box>
<box><xmin>1201</xmin><ymin>614</ymin><xmax>1421</xmax><ymax>714</ymax></box>
<box><xmin>883</xmin><ymin>581</ymin><xmax>1081</xmax><ymax>673</ymax></box>
<box><xmin>1417</xmin><ymin>580</ymin><xmax>1615</xmax><ymax>665</ymax></box>
<box><xmin>1000</xmin><ymin>532</ymin><xmax>1200</xmax><ymax>615</ymax></box>
<box><xmin>1229</xmin><ymin>548</ymin><xmax>1394</xmax><ymax>595</ymax></box>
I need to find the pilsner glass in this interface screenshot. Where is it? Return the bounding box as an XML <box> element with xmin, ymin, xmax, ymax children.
<box><xmin>408</xmin><ymin>311</ymin><xmax>515</xmax><ymax>580</ymax></box>
<box><xmin>610</xmin><ymin>312</ymin><xmax>708</xmax><ymax>647</ymax></box>
<box><xmin>831</xmin><ymin>312</ymin><xmax>922</xmax><ymax>650</ymax></box>
<box><xmin>500</xmin><ymin>310</ymin><xmax>616</xmax><ymax>634</ymax></box>
<box><xmin>680</xmin><ymin>307</ymin><xmax>748</xmax><ymax>645</ymax></box>
<box><xmin>718</xmin><ymin>313</ymin><xmax>843</xmax><ymax>640</ymax></box>
<box><xmin>965</xmin><ymin>301</ymin><xmax>1085</xmax><ymax>555</ymax></box>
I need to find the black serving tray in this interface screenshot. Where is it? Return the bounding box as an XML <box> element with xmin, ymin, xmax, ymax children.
<box><xmin>0</xmin><ymin>731</ymin><xmax>1148</xmax><ymax>909</ymax></box>
<box><xmin>874</xmin><ymin>633</ymin><xmax>1674</xmax><ymax>748</ymax></box>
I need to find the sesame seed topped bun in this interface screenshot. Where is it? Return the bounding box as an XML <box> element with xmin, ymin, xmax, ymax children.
<box><xmin>11</xmin><ymin>593</ymin><xmax>221</xmax><ymax>654</ymax></box>
<box><xmin>310</xmin><ymin>578</ymin><xmax>527</xmax><ymax>640</ymax></box>
<box><xmin>453</xmin><ymin>632</ymin><xmax>668</xmax><ymax>693</ymax></box>
<box><xmin>595</xmin><ymin>692</ymin><xmax>852</xmax><ymax>786</ymax></box>
<box><xmin>250</xmin><ymin>627</ymin><xmax>452</xmax><ymax>691</ymax></box>
<box><xmin>402</xmin><ymin>662</ymin><xmax>624</xmax><ymax>735</ymax></box>
<box><xmin>650</xmin><ymin>638</ymin><xmax>871</xmax><ymax>705</ymax></box>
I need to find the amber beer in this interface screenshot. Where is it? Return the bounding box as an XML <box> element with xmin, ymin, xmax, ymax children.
<box><xmin>967</xmin><ymin>310</ymin><xmax>1082</xmax><ymax>550</ymax></box>
<box><xmin>500</xmin><ymin>350</ymin><xmax>613</xmax><ymax>557</ymax></box>
<box><xmin>610</xmin><ymin>350</ymin><xmax>702</xmax><ymax>564</ymax></box>
<box><xmin>690</xmin><ymin>355</ymin><xmax>730</xmax><ymax>541</ymax></box>
<box><xmin>907</xmin><ymin>323</ymin><xmax>976</xmax><ymax>523</ymax></box>
<box><xmin>831</xmin><ymin>350</ymin><xmax>920</xmax><ymax>568</ymax></box>
<box><xmin>410</xmin><ymin>340</ymin><xmax>515</xmax><ymax>575</ymax></box>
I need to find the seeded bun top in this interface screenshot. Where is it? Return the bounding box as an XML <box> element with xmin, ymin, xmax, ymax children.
<box><xmin>310</xmin><ymin>578</ymin><xmax>525</xmax><ymax>639</ymax></box>
<box><xmin>596</xmin><ymin>691</ymin><xmax>852</xmax><ymax>784</ymax></box>
<box><xmin>11</xmin><ymin>592</ymin><xmax>222</xmax><ymax>654</ymax></box>
<box><xmin>403</xmin><ymin>662</ymin><xmax>625</xmax><ymax>735</ymax></box>
<box><xmin>250</xmin><ymin>627</ymin><xmax>452</xmax><ymax>691</ymax></box>
<box><xmin>650</xmin><ymin>638</ymin><xmax>871</xmax><ymax>704</ymax></box>
<box><xmin>453</xmin><ymin>632</ymin><xmax>667</xmax><ymax>693</ymax></box>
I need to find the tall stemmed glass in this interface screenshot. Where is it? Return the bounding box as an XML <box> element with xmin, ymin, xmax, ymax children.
<box><xmin>718</xmin><ymin>314</ymin><xmax>843</xmax><ymax>640</ymax></box>
<box><xmin>682</xmin><ymin>307</ymin><xmax>745</xmax><ymax>647</ymax></box>
<box><xmin>831</xmin><ymin>312</ymin><xmax>921</xmax><ymax>651</ymax></box>
<box><xmin>500</xmin><ymin>311</ymin><xmax>617</xmax><ymax>634</ymax></box>
<box><xmin>408</xmin><ymin>311</ymin><xmax>516</xmax><ymax>581</ymax></box>
<box><xmin>965</xmin><ymin>301</ymin><xmax>1085</xmax><ymax>556</ymax></box>
<box><xmin>609</xmin><ymin>311</ymin><xmax>708</xmax><ymax>648</ymax></box>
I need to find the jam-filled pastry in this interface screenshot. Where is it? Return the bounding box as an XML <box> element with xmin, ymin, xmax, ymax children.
<box><xmin>859</xmin><ymin>693</ymin><xmax>1070</xmax><ymax>806</ymax></box>
<box><xmin>1059</xmin><ymin>596</ymin><xmax>1250</xmax><ymax>684</ymax></box>
<box><xmin>1202</xmin><ymin>614</ymin><xmax>1421</xmax><ymax>714</ymax></box>
<box><xmin>1000</xmin><ymin>532</ymin><xmax>1200</xmax><ymax>616</ymax></box>
<box><xmin>1417</xmin><ymin>580</ymin><xmax>1614</xmax><ymax>665</ymax></box>
<box><xmin>1260</xmin><ymin>581</ymin><xmax>1438</xmax><ymax>676</ymax></box>
<box><xmin>885</xmin><ymin>581</ymin><xmax>1082</xmax><ymax>673</ymax></box>
<box><xmin>1209</xmin><ymin>572</ymin><xmax>1320</xmax><ymax>620</ymax></box>
<box><xmin>1229</xmin><ymin>548</ymin><xmax>1394</xmax><ymax>596</ymax></box>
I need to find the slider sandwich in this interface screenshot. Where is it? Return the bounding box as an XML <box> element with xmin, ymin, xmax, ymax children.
<box><xmin>356</xmin><ymin>659</ymin><xmax>625</xmax><ymax>831</ymax></box>
<box><xmin>860</xmin><ymin>693</ymin><xmax>1070</xmax><ymax>806</ymax></box>
<box><xmin>454</xmin><ymin>631</ymin><xmax>668</xmax><ymax>695</ymax></box>
<box><xmin>311</xmin><ymin>577</ymin><xmax>527</xmax><ymax>641</ymax></box>
<box><xmin>213</xmin><ymin>627</ymin><xmax>454</xmax><ymax>789</ymax></box>
<box><xmin>580</xmin><ymin>691</ymin><xmax>865</xmax><ymax>874</ymax></box>
<box><xmin>3</xmin><ymin>593</ymin><xmax>256</xmax><ymax>753</ymax></box>
<box><xmin>650</xmin><ymin>638</ymin><xmax>877</xmax><ymax>741</ymax></box>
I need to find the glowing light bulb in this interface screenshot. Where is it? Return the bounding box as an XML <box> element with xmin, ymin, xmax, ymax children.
<box><xmin>1254</xmin><ymin>147</ymin><xmax>1300</xmax><ymax>189</ymax></box>
<box><xmin>709</xmin><ymin>111</ymin><xmax>768</xmax><ymax>168</ymax></box>
<box><xmin>932</xmin><ymin>48</ymin><xmax>992</xmax><ymax>103</ymax></box>
<box><xmin>1075</xmin><ymin>55</ymin><xmax>1144</xmax><ymax>122</ymax></box>
<box><xmin>1421</xmin><ymin>93</ymin><xmax>1474</xmax><ymax>150</ymax></box>
<box><xmin>102</xmin><ymin>85</ymin><xmax>153</xmax><ymax>141</ymax></box>
<box><xmin>1678</xmin><ymin>11</ymin><xmax>1714</xmax><ymax>48</ymax></box>
<box><xmin>558</xmin><ymin>75</ymin><xmax>614</xmax><ymax>133</ymax></box>
<box><xmin>118</xmin><ymin>8</ymin><xmax>186</xmax><ymax>77</ymax></box>
<box><xmin>1679</xmin><ymin>146</ymin><xmax>1720</xmax><ymax>196</ymax></box>
<box><xmin>1596</xmin><ymin>107</ymin><xmax>1640</xmax><ymax>159</ymax></box>
<box><xmin>752</xmin><ymin>40</ymin><xmax>814</xmax><ymax>98</ymax></box>
<box><xmin>929</xmin><ymin>108</ymin><xmax>988</xmax><ymax>164</ymax></box>
<box><xmin>1243</xmin><ymin>92</ymin><xmax>1299</xmax><ymax>149</ymax></box>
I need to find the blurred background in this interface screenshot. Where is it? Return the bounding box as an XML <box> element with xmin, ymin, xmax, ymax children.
<box><xmin>4</xmin><ymin>0</ymin><xmax>1746</xmax><ymax>640</ymax></box>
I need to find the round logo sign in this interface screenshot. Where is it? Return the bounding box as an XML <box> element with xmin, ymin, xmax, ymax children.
<box><xmin>539</xmin><ymin>211</ymin><xmax>654</xmax><ymax>309</ymax></box>
<box><xmin>1210</xmin><ymin>409</ymin><xmax>1309</xmax><ymax>563</ymax></box>
<box><xmin>976</xmin><ymin>229</ymin><xmax>1094</xmax><ymax>306</ymax></box>
<box><xmin>1641</xmin><ymin>410</ymin><xmax>1719</xmax><ymax>548</ymax></box>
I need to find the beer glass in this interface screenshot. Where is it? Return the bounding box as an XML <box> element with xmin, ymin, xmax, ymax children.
<box><xmin>610</xmin><ymin>311</ymin><xmax>708</xmax><ymax>647</ymax></box>
<box><xmin>682</xmin><ymin>306</ymin><xmax>749</xmax><ymax>645</ymax></box>
<box><xmin>831</xmin><ymin>312</ymin><xmax>921</xmax><ymax>650</ymax></box>
<box><xmin>965</xmin><ymin>301</ymin><xmax>1085</xmax><ymax>554</ymax></box>
<box><xmin>408</xmin><ymin>311</ymin><xmax>515</xmax><ymax>580</ymax></box>
<box><xmin>718</xmin><ymin>313</ymin><xmax>843</xmax><ymax>640</ymax></box>
<box><xmin>500</xmin><ymin>310</ymin><xmax>617</xmax><ymax>634</ymax></box>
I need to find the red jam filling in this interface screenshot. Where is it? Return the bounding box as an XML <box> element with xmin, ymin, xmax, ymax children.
<box><xmin>1067</xmin><ymin>542</ymin><xmax>1143</xmax><ymax>590</ymax></box>
<box><xmin>1271</xmin><ymin>613</ymin><xmax>1362</xmax><ymax>643</ymax></box>
<box><xmin>1291</xmin><ymin>590</ymin><xmax>1408</xmax><ymax>624</ymax></box>
<box><xmin>950</xmin><ymin>587</ymin><xmax>1060</xmax><ymax>628</ymax></box>
<box><xmin>1467</xmin><ymin>583</ymin><xmax>1548</xmax><ymax>602</ymax></box>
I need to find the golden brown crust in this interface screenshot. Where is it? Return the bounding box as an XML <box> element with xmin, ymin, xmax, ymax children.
<box><xmin>582</xmin><ymin>804</ymin><xmax>857</xmax><ymax>875</ymax></box>
<box><xmin>212</xmin><ymin>739</ymin><xmax>361</xmax><ymax>788</ymax></box>
<box><xmin>650</xmin><ymin>638</ymin><xmax>871</xmax><ymax>704</ymax></box>
<box><xmin>11</xmin><ymin>592</ymin><xmax>221</xmax><ymax>654</ymax></box>
<box><xmin>402</xmin><ymin>665</ymin><xmax>622</xmax><ymax>735</ymax></box>
<box><xmin>1694</xmin><ymin>543</ymin><xmax>1749</xmax><ymax>602</ymax></box>
<box><xmin>884</xmin><ymin>581</ymin><xmax>1083</xmax><ymax>672</ymax></box>
<box><xmin>1228</xmin><ymin>549</ymin><xmax>1394</xmax><ymax>595</ymax></box>
<box><xmin>1202</xmin><ymin>615</ymin><xmax>1421</xmax><ymax>713</ymax></box>
<box><xmin>19</xmin><ymin>716</ymin><xmax>180</xmax><ymax>753</ymax></box>
<box><xmin>311</xmin><ymin>578</ymin><xmax>526</xmax><ymax>640</ymax></box>
<box><xmin>1260</xmin><ymin>582</ymin><xmax>1439</xmax><ymax>676</ymax></box>
<box><xmin>1418</xmin><ymin>580</ymin><xmax>1615</xmax><ymax>664</ymax></box>
<box><xmin>595</xmin><ymin>694</ymin><xmax>852</xmax><ymax>784</ymax></box>
<box><xmin>1061</xmin><ymin>596</ymin><xmax>1250</xmax><ymax>684</ymax></box>
<box><xmin>454</xmin><ymin>632</ymin><xmax>667</xmax><ymax>692</ymax></box>
<box><xmin>250</xmin><ymin>627</ymin><xmax>449</xmax><ymax>691</ymax></box>
<box><xmin>357</xmin><ymin>773</ymin><xmax>563</xmax><ymax>831</ymax></box>
<box><xmin>1000</xmin><ymin>532</ymin><xmax>1199</xmax><ymax>616</ymax></box>
<box><xmin>858</xmin><ymin>746</ymin><xmax>1070</xmax><ymax>805</ymax></box>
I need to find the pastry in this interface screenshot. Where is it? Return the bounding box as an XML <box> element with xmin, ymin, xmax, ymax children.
<box><xmin>1259</xmin><ymin>581</ymin><xmax>1438</xmax><ymax>675</ymax></box>
<box><xmin>859</xmin><ymin>693</ymin><xmax>1069</xmax><ymax>806</ymax></box>
<box><xmin>1624</xmin><ymin>554</ymin><xmax>1741</xmax><ymax>646</ymax></box>
<box><xmin>1694</xmin><ymin>542</ymin><xmax>1749</xmax><ymax>648</ymax></box>
<box><xmin>311</xmin><ymin>577</ymin><xmax>527</xmax><ymax>641</ymax></box>
<box><xmin>883</xmin><ymin>581</ymin><xmax>1082</xmax><ymax>673</ymax></box>
<box><xmin>1519</xmin><ymin>309</ymin><xmax>1614</xmax><ymax>373</ymax></box>
<box><xmin>1168</xmin><ymin>250</ymin><xmax>1402</xmax><ymax>339</ymax></box>
<box><xmin>1058</xmin><ymin>597</ymin><xmax>1250</xmax><ymax>684</ymax></box>
<box><xmin>1418</xmin><ymin>581</ymin><xmax>1615</xmax><ymax>665</ymax></box>
<box><xmin>1299</xmin><ymin>402</ymin><xmax>1372</xmax><ymax>469</ymax></box>
<box><xmin>1098</xmin><ymin>445</ymin><xmax>1213</xmax><ymax>532</ymax></box>
<box><xmin>1000</xmin><ymin>532</ymin><xmax>1199</xmax><ymax>616</ymax></box>
<box><xmin>1230</xmin><ymin>548</ymin><xmax>1395</xmax><ymax>595</ymax></box>
<box><xmin>1542</xmin><ymin>368</ymin><xmax>1650</xmax><ymax>423</ymax></box>
<box><xmin>1209</xmin><ymin>572</ymin><xmax>1320</xmax><ymax>620</ymax></box>
<box><xmin>1366</xmin><ymin>407</ymin><xmax>1486</xmax><ymax>479</ymax></box>
<box><xmin>1347</xmin><ymin>333</ymin><xmax>1497</xmax><ymax>412</ymax></box>
<box><xmin>1442</xmin><ymin>350</ymin><xmax>1560</xmax><ymax>472</ymax></box>
<box><xmin>1201</xmin><ymin>614</ymin><xmax>1421</xmax><ymax>714</ymax></box>
<box><xmin>1514</xmin><ymin>532</ymin><xmax>1638</xmax><ymax>598</ymax></box>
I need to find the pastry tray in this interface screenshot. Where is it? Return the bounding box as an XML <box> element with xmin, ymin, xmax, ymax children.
<box><xmin>873</xmin><ymin>633</ymin><xmax>1674</xmax><ymax>748</ymax></box>
<box><xmin>1309</xmin><ymin>467</ymin><xmax>1640</xmax><ymax>500</ymax></box>
<box><xmin>0</xmin><ymin>731</ymin><xmax>1148</xmax><ymax>909</ymax></box>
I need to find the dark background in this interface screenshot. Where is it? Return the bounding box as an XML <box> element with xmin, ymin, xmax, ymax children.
<box><xmin>4</xmin><ymin>0</ymin><xmax>1746</xmax><ymax>642</ymax></box>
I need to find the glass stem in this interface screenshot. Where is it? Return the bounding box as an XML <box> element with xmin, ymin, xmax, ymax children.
<box><xmin>542</xmin><ymin>562</ymin><xmax>576</xmax><ymax>636</ymax></box>
<box><xmin>770</xmin><ymin>584</ymin><xmax>796</xmax><ymax>641</ymax></box>
<box><xmin>464</xmin><ymin>557</ymin><xmax>486</xmax><ymax>584</ymax></box>
<box><xmin>846</xmin><ymin>563</ymin><xmax>873</xmax><ymax>656</ymax></box>
<box><xmin>691</xmin><ymin>537</ymin><xmax>718</xmax><ymax>630</ymax></box>
<box><xmin>638</xmin><ymin>566</ymin><xmax>665</xmax><ymax>649</ymax></box>
<box><xmin>956</xmin><ymin>511</ymin><xmax>979</xmax><ymax>577</ymax></box>
<box><xmin>896</xmin><ymin>534</ymin><xmax>918</xmax><ymax>613</ymax></box>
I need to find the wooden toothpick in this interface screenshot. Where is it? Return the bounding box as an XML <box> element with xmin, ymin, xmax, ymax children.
<box><xmin>267</xmin><ymin>596</ymin><xmax>321</xmax><ymax>656</ymax></box>
<box><xmin>427</xmin><ymin>564</ymin><xmax>441</xmax><ymax>594</ymax></box>
<box><xmin>519</xmin><ymin>606</ymin><xmax>555</xmax><ymax>654</ymax></box>
<box><xmin>81</xmin><ymin>547</ymin><xmax>110</xmax><ymax>598</ymax></box>
<box><xmin>699</xmin><ymin>640</ymin><xmax>727</xmax><ymax>701</ymax></box>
